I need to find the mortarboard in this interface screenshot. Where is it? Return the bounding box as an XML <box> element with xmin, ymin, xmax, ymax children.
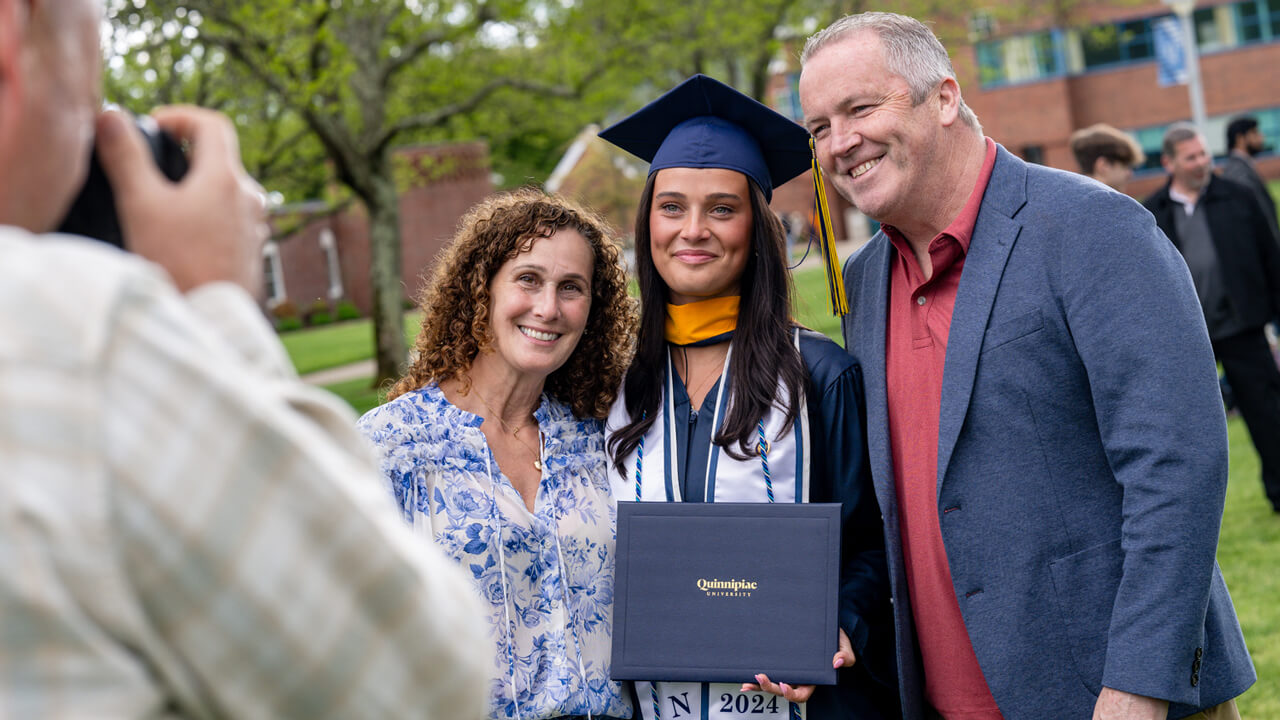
<box><xmin>598</xmin><ymin>74</ymin><xmax>810</xmax><ymax>203</ymax></box>
<box><xmin>598</xmin><ymin>74</ymin><xmax>848</xmax><ymax>315</ymax></box>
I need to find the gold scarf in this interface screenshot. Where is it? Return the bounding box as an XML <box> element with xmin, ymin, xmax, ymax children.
<box><xmin>664</xmin><ymin>296</ymin><xmax>740</xmax><ymax>346</ymax></box>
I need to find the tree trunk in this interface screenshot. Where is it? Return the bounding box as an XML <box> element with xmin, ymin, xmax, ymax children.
<box><xmin>366</xmin><ymin>168</ymin><xmax>408</xmax><ymax>385</ymax></box>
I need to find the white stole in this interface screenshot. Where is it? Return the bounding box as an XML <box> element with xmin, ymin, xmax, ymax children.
<box><xmin>604</xmin><ymin>331</ymin><xmax>811</xmax><ymax>720</ymax></box>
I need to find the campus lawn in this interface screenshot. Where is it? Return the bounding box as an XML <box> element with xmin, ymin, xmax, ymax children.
<box><xmin>281</xmin><ymin>310</ymin><xmax>421</xmax><ymax>376</ymax></box>
<box><xmin>300</xmin><ymin>267</ymin><xmax>1277</xmax><ymax>715</ymax></box>
<box><xmin>1218</xmin><ymin>421</ymin><xmax>1277</xmax><ymax>718</ymax></box>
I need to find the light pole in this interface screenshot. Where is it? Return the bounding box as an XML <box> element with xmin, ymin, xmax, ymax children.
<box><xmin>1163</xmin><ymin>0</ymin><xmax>1209</xmax><ymax>137</ymax></box>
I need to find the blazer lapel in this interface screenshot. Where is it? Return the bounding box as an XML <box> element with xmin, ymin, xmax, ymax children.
<box><xmin>846</xmin><ymin>237</ymin><xmax>897</xmax><ymax>517</ymax></box>
<box><xmin>936</xmin><ymin>147</ymin><xmax>1026</xmax><ymax>498</ymax></box>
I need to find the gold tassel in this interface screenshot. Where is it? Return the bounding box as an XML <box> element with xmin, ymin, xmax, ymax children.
<box><xmin>810</xmin><ymin>138</ymin><xmax>849</xmax><ymax>316</ymax></box>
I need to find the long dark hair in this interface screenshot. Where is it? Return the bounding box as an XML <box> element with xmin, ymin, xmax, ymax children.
<box><xmin>608</xmin><ymin>173</ymin><xmax>807</xmax><ymax>475</ymax></box>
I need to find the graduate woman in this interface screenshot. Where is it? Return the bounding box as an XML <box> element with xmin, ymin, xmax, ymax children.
<box><xmin>600</xmin><ymin>76</ymin><xmax>898</xmax><ymax>720</ymax></box>
<box><xmin>358</xmin><ymin>190</ymin><xmax>637</xmax><ymax>720</ymax></box>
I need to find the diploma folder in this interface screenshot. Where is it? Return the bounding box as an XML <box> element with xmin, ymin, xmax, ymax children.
<box><xmin>611</xmin><ymin>501</ymin><xmax>841</xmax><ymax>685</ymax></box>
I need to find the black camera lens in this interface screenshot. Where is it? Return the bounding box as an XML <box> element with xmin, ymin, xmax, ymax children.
<box><xmin>56</xmin><ymin>116</ymin><xmax>188</xmax><ymax>249</ymax></box>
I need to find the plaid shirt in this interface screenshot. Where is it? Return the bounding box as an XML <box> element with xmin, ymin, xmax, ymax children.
<box><xmin>0</xmin><ymin>227</ymin><xmax>487</xmax><ymax>719</ymax></box>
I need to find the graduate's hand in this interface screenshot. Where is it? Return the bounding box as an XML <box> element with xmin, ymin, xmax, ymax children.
<box><xmin>832</xmin><ymin>628</ymin><xmax>857</xmax><ymax>669</ymax></box>
<box><xmin>739</xmin><ymin>629</ymin><xmax>856</xmax><ymax>702</ymax></box>
<box><xmin>741</xmin><ymin>674</ymin><xmax>815</xmax><ymax>704</ymax></box>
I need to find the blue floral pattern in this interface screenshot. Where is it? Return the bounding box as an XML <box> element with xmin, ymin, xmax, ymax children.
<box><xmin>358</xmin><ymin>384</ymin><xmax>633</xmax><ymax>720</ymax></box>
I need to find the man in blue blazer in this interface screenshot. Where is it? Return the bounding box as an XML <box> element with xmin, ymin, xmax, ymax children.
<box><xmin>798</xmin><ymin>12</ymin><xmax>1255</xmax><ymax>720</ymax></box>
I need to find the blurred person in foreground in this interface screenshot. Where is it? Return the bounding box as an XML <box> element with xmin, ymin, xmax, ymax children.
<box><xmin>357</xmin><ymin>190</ymin><xmax>638</xmax><ymax>720</ymax></box>
<box><xmin>0</xmin><ymin>0</ymin><xmax>487</xmax><ymax>716</ymax></box>
<box><xmin>799</xmin><ymin>11</ymin><xmax>1254</xmax><ymax>720</ymax></box>
<box><xmin>1069</xmin><ymin>123</ymin><xmax>1146</xmax><ymax>191</ymax></box>
<box><xmin>1143</xmin><ymin>124</ymin><xmax>1280</xmax><ymax>516</ymax></box>
<box><xmin>1222</xmin><ymin>115</ymin><xmax>1279</xmax><ymax>238</ymax></box>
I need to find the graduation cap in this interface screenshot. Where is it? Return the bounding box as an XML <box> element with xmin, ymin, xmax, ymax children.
<box><xmin>598</xmin><ymin>74</ymin><xmax>847</xmax><ymax>316</ymax></box>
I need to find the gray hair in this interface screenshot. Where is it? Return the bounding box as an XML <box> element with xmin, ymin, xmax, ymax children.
<box><xmin>801</xmin><ymin>12</ymin><xmax>981</xmax><ymax>132</ymax></box>
<box><xmin>1161</xmin><ymin>122</ymin><xmax>1202</xmax><ymax>158</ymax></box>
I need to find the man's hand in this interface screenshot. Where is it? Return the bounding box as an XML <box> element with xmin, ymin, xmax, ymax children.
<box><xmin>739</xmin><ymin>629</ymin><xmax>858</xmax><ymax>703</ymax></box>
<box><xmin>1092</xmin><ymin>687</ymin><xmax>1169</xmax><ymax>720</ymax></box>
<box><xmin>95</xmin><ymin>106</ymin><xmax>267</xmax><ymax>295</ymax></box>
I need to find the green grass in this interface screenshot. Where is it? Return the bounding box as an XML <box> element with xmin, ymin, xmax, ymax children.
<box><xmin>310</xmin><ymin>268</ymin><xmax>1278</xmax><ymax>714</ymax></box>
<box><xmin>792</xmin><ymin>265</ymin><xmax>845</xmax><ymax>341</ymax></box>
<box><xmin>323</xmin><ymin>376</ymin><xmax>391</xmax><ymax>417</ymax></box>
<box><xmin>1217</xmin><ymin>416</ymin><xmax>1278</xmax><ymax>718</ymax></box>
<box><xmin>281</xmin><ymin>311</ymin><xmax>421</xmax><ymax>376</ymax></box>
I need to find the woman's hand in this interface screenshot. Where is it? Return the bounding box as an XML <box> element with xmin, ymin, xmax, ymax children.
<box><xmin>739</xmin><ymin>629</ymin><xmax>856</xmax><ymax>702</ymax></box>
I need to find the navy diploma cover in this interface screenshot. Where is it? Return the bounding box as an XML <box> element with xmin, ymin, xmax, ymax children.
<box><xmin>611</xmin><ymin>502</ymin><xmax>841</xmax><ymax>685</ymax></box>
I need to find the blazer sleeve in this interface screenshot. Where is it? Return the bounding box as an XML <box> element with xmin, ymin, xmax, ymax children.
<box><xmin>806</xmin><ymin>354</ymin><xmax>897</xmax><ymax>694</ymax></box>
<box><xmin>1053</xmin><ymin>190</ymin><xmax>1230</xmax><ymax>702</ymax></box>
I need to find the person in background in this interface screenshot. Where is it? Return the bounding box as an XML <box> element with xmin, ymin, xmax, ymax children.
<box><xmin>600</xmin><ymin>74</ymin><xmax>898</xmax><ymax>720</ymax></box>
<box><xmin>1068</xmin><ymin>123</ymin><xmax>1146</xmax><ymax>191</ymax></box>
<box><xmin>800</xmin><ymin>12</ymin><xmax>1254</xmax><ymax>720</ymax></box>
<box><xmin>358</xmin><ymin>189</ymin><xmax>638</xmax><ymax>720</ymax></box>
<box><xmin>1222</xmin><ymin>115</ymin><xmax>1279</xmax><ymax>238</ymax></box>
<box><xmin>1143</xmin><ymin>123</ymin><xmax>1280</xmax><ymax>517</ymax></box>
<box><xmin>0</xmin><ymin>0</ymin><xmax>488</xmax><ymax>716</ymax></box>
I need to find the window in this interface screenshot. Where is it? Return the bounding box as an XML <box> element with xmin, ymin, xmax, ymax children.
<box><xmin>1237</xmin><ymin>0</ymin><xmax>1264</xmax><ymax>42</ymax></box>
<box><xmin>317</xmin><ymin>228</ymin><xmax>344</xmax><ymax>301</ymax></box>
<box><xmin>975</xmin><ymin>31</ymin><xmax>1064</xmax><ymax>87</ymax></box>
<box><xmin>263</xmin><ymin>241</ymin><xmax>287</xmax><ymax>307</ymax></box>
<box><xmin>1254</xmin><ymin>107</ymin><xmax>1280</xmax><ymax>153</ymax></box>
<box><xmin>772</xmin><ymin>73</ymin><xmax>803</xmax><ymax>123</ymax></box>
<box><xmin>969</xmin><ymin>10</ymin><xmax>998</xmax><ymax>42</ymax></box>
<box><xmin>1081</xmin><ymin>19</ymin><xmax>1154</xmax><ymax>69</ymax></box>
<box><xmin>1021</xmin><ymin>145</ymin><xmax>1046</xmax><ymax>165</ymax></box>
<box><xmin>1193</xmin><ymin>6</ymin><xmax>1228</xmax><ymax>51</ymax></box>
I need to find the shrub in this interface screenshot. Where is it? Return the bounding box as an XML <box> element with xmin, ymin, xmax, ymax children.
<box><xmin>277</xmin><ymin>315</ymin><xmax>304</xmax><ymax>332</ymax></box>
<box><xmin>335</xmin><ymin>299</ymin><xmax>361</xmax><ymax>321</ymax></box>
<box><xmin>269</xmin><ymin>299</ymin><xmax>299</xmax><ymax>321</ymax></box>
<box><xmin>305</xmin><ymin>298</ymin><xmax>332</xmax><ymax>326</ymax></box>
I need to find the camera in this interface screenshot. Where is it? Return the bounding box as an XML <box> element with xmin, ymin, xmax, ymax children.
<box><xmin>56</xmin><ymin>116</ymin><xmax>188</xmax><ymax>249</ymax></box>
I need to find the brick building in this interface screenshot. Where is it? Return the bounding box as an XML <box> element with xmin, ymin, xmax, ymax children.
<box><xmin>955</xmin><ymin>0</ymin><xmax>1280</xmax><ymax>197</ymax></box>
<box><xmin>765</xmin><ymin>0</ymin><xmax>1280</xmax><ymax>200</ymax></box>
<box><xmin>263</xmin><ymin>141</ymin><xmax>493</xmax><ymax>318</ymax></box>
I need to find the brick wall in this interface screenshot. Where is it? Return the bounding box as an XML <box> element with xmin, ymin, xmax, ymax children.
<box><xmin>267</xmin><ymin>142</ymin><xmax>493</xmax><ymax>318</ymax></box>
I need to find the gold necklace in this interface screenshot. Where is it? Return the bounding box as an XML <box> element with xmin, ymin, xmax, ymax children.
<box><xmin>511</xmin><ymin>428</ymin><xmax>544</xmax><ymax>473</ymax></box>
<box><xmin>474</xmin><ymin>390</ymin><xmax>542</xmax><ymax>472</ymax></box>
<box><xmin>473</xmin><ymin>390</ymin><xmax>526</xmax><ymax>436</ymax></box>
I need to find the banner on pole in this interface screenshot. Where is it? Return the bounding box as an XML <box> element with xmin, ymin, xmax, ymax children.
<box><xmin>1154</xmin><ymin>16</ymin><xmax>1189</xmax><ymax>87</ymax></box>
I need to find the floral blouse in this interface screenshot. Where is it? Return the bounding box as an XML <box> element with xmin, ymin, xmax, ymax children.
<box><xmin>357</xmin><ymin>384</ymin><xmax>633</xmax><ymax>720</ymax></box>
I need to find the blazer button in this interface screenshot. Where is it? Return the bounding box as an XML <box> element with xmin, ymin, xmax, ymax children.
<box><xmin>1191</xmin><ymin>671</ymin><xmax>1200</xmax><ymax>687</ymax></box>
<box><xmin>1195</xmin><ymin>647</ymin><xmax>1204</xmax><ymax>659</ymax></box>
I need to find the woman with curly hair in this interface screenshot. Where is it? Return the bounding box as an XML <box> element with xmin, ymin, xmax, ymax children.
<box><xmin>358</xmin><ymin>189</ymin><xmax>637</xmax><ymax>720</ymax></box>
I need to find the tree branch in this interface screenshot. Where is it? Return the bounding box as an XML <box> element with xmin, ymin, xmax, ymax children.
<box><xmin>379</xmin><ymin>2</ymin><xmax>496</xmax><ymax>87</ymax></box>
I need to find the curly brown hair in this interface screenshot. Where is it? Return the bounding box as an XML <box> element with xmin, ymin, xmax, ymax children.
<box><xmin>386</xmin><ymin>188</ymin><xmax>637</xmax><ymax>420</ymax></box>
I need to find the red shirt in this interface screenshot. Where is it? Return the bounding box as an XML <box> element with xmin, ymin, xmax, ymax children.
<box><xmin>884</xmin><ymin>138</ymin><xmax>1003</xmax><ymax>719</ymax></box>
